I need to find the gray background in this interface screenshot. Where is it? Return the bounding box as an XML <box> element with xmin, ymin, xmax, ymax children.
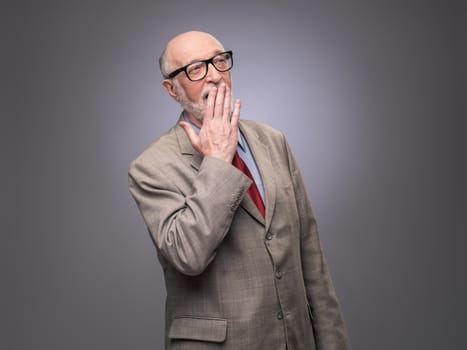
<box><xmin>2</xmin><ymin>0</ymin><xmax>466</xmax><ymax>349</ymax></box>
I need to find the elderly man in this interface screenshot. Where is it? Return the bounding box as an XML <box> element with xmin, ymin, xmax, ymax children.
<box><xmin>129</xmin><ymin>31</ymin><xmax>350</xmax><ymax>350</ymax></box>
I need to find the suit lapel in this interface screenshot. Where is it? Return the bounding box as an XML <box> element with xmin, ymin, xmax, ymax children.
<box><xmin>175</xmin><ymin>117</ymin><xmax>203</xmax><ymax>171</ymax></box>
<box><xmin>239</xmin><ymin>122</ymin><xmax>276</xmax><ymax>231</ymax></box>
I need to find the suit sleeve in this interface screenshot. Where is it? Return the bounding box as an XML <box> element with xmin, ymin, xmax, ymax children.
<box><xmin>128</xmin><ymin>155</ymin><xmax>251</xmax><ymax>276</ymax></box>
<box><xmin>283</xmin><ymin>137</ymin><xmax>351</xmax><ymax>349</ymax></box>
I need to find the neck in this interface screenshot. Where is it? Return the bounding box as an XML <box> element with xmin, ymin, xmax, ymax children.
<box><xmin>185</xmin><ymin>111</ymin><xmax>203</xmax><ymax>128</ymax></box>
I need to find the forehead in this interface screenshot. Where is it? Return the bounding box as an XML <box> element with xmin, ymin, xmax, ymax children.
<box><xmin>167</xmin><ymin>33</ymin><xmax>224</xmax><ymax>67</ymax></box>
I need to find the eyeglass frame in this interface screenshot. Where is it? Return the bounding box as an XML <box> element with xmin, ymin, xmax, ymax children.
<box><xmin>165</xmin><ymin>50</ymin><xmax>233</xmax><ymax>81</ymax></box>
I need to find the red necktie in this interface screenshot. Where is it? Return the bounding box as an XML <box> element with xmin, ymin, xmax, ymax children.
<box><xmin>232</xmin><ymin>151</ymin><xmax>265</xmax><ymax>218</ymax></box>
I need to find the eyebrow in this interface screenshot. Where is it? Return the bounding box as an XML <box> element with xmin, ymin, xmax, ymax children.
<box><xmin>185</xmin><ymin>50</ymin><xmax>225</xmax><ymax>66</ymax></box>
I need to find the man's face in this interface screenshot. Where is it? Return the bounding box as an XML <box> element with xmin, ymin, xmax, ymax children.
<box><xmin>162</xmin><ymin>33</ymin><xmax>232</xmax><ymax>124</ymax></box>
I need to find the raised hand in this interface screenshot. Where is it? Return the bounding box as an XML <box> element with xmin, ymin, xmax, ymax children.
<box><xmin>180</xmin><ymin>83</ymin><xmax>241</xmax><ymax>163</ymax></box>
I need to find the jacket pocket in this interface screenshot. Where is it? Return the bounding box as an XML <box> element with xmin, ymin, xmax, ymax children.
<box><xmin>168</xmin><ymin>316</ymin><xmax>228</xmax><ymax>343</ymax></box>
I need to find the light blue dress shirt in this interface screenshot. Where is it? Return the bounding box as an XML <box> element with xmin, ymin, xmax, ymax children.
<box><xmin>182</xmin><ymin>113</ymin><xmax>265</xmax><ymax>202</ymax></box>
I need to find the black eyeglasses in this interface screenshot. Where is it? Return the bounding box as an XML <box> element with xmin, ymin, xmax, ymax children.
<box><xmin>166</xmin><ymin>51</ymin><xmax>233</xmax><ymax>81</ymax></box>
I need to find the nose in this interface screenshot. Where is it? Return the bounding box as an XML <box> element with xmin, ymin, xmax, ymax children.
<box><xmin>205</xmin><ymin>62</ymin><xmax>222</xmax><ymax>83</ymax></box>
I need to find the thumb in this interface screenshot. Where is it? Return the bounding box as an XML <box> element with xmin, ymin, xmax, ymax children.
<box><xmin>179</xmin><ymin>121</ymin><xmax>200</xmax><ymax>148</ymax></box>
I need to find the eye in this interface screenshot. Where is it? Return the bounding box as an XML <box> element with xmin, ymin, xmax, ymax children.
<box><xmin>188</xmin><ymin>61</ymin><xmax>203</xmax><ymax>72</ymax></box>
<box><xmin>214</xmin><ymin>54</ymin><xmax>230</xmax><ymax>69</ymax></box>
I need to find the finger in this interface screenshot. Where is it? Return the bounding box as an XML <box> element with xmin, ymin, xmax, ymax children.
<box><xmin>230</xmin><ymin>99</ymin><xmax>241</xmax><ymax>128</ymax></box>
<box><xmin>179</xmin><ymin>121</ymin><xmax>200</xmax><ymax>149</ymax></box>
<box><xmin>213</xmin><ymin>83</ymin><xmax>226</xmax><ymax>120</ymax></box>
<box><xmin>222</xmin><ymin>86</ymin><xmax>232</xmax><ymax>122</ymax></box>
<box><xmin>204</xmin><ymin>87</ymin><xmax>217</xmax><ymax>121</ymax></box>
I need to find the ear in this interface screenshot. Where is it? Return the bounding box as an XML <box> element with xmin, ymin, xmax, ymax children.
<box><xmin>162</xmin><ymin>79</ymin><xmax>179</xmax><ymax>101</ymax></box>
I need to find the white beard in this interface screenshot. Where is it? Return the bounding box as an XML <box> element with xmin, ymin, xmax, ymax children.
<box><xmin>173</xmin><ymin>81</ymin><xmax>209</xmax><ymax>122</ymax></box>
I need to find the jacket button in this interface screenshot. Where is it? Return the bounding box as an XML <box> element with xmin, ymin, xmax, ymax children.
<box><xmin>265</xmin><ymin>232</ymin><xmax>273</xmax><ymax>240</ymax></box>
<box><xmin>275</xmin><ymin>269</ymin><xmax>282</xmax><ymax>279</ymax></box>
<box><xmin>277</xmin><ymin>310</ymin><xmax>283</xmax><ymax>320</ymax></box>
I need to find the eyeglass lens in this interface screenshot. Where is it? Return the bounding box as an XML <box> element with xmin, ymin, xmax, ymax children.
<box><xmin>186</xmin><ymin>52</ymin><xmax>232</xmax><ymax>81</ymax></box>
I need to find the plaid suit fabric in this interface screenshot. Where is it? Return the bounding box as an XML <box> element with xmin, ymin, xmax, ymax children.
<box><xmin>129</xmin><ymin>118</ymin><xmax>350</xmax><ymax>350</ymax></box>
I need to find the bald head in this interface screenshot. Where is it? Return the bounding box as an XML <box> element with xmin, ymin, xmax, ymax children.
<box><xmin>159</xmin><ymin>31</ymin><xmax>225</xmax><ymax>77</ymax></box>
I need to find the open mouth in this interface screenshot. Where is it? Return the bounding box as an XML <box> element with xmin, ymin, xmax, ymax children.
<box><xmin>202</xmin><ymin>86</ymin><xmax>216</xmax><ymax>100</ymax></box>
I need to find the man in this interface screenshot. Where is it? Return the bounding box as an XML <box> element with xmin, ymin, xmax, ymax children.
<box><xmin>129</xmin><ymin>31</ymin><xmax>350</xmax><ymax>350</ymax></box>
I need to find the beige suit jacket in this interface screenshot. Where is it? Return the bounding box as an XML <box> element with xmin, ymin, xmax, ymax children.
<box><xmin>129</xmin><ymin>118</ymin><xmax>350</xmax><ymax>350</ymax></box>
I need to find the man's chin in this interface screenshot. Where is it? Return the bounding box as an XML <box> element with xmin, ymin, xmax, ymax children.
<box><xmin>179</xmin><ymin>98</ymin><xmax>205</xmax><ymax>124</ymax></box>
